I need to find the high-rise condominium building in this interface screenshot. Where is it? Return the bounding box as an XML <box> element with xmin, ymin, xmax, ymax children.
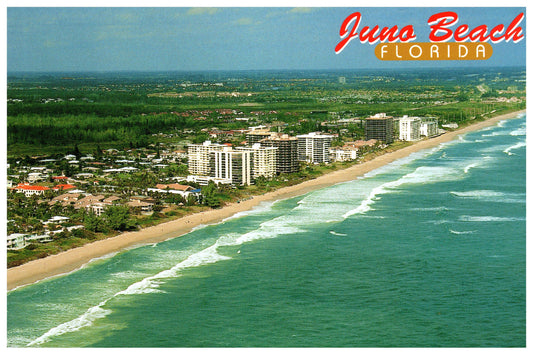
<box><xmin>246</xmin><ymin>129</ymin><xmax>273</xmax><ymax>146</ymax></box>
<box><xmin>187</xmin><ymin>141</ymin><xmax>227</xmax><ymax>175</ymax></box>
<box><xmin>365</xmin><ymin>113</ymin><xmax>394</xmax><ymax>144</ymax></box>
<box><xmin>296</xmin><ymin>132</ymin><xmax>335</xmax><ymax>164</ymax></box>
<box><xmin>260</xmin><ymin>134</ymin><xmax>299</xmax><ymax>174</ymax></box>
<box><xmin>398</xmin><ymin>115</ymin><xmax>421</xmax><ymax>141</ymax></box>
<box><xmin>209</xmin><ymin>147</ymin><xmax>254</xmax><ymax>186</ymax></box>
<box><xmin>235</xmin><ymin>143</ymin><xmax>277</xmax><ymax>179</ymax></box>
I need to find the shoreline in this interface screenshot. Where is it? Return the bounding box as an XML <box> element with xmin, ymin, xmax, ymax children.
<box><xmin>6</xmin><ymin>109</ymin><xmax>526</xmax><ymax>291</ymax></box>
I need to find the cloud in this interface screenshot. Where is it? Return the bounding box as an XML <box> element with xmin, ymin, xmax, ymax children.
<box><xmin>186</xmin><ymin>8</ymin><xmax>219</xmax><ymax>16</ymax></box>
<box><xmin>232</xmin><ymin>18</ymin><xmax>254</xmax><ymax>26</ymax></box>
<box><xmin>43</xmin><ymin>39</ymin><xmax>58</xmax><ymax>48</ymax></box>
<box><xmin>116</xmin><ymin>12</ymin><xmax>140</xmax><ymax>23</ymax></box>
<box><xmin>288</xmin><ymin>8</ymin><xmax>314</xmax><ymax>14</ymax></box>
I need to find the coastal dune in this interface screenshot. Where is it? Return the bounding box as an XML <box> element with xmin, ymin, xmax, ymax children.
<box><xmin>6</xmin><ymin>110</ymin><xmax>525</xmax><ymax>291</ymax></box>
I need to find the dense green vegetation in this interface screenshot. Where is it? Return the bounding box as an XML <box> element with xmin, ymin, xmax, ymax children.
<box><xmin>7</xmin><ymin>67</ymin><xmax>525</xmax><ymax>157</ymax></box>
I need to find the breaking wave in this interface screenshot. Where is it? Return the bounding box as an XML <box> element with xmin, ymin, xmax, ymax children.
<box><xmin>449</xmin><ymin>229</ymin><xmax>477</xmax><ymax>235</ymax></box>
<box><xmin>27</xmin><ymin>213</ymin><xmax>305</xmax><ymax>346</ymax></box>
<box><xmin>510</xmin><ymin>127</ymin><xmax>526</xmax><ymax>136</ymax></box>
<box><xmin>503</xmin><ymin>141</ymin><xmax>526</xmax><ymax>155</ymax></box>
<box><xmin>459</xmin><ymin>215</ymin><xmax>525</xmax><ymax>222</ymax></box>
<box><xmin>344</xmin><ymin>165</ymin><xmax>461</xmax><ymax>219</ymax></box>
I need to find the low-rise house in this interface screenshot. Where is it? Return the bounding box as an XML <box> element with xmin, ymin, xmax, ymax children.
<box><xmin>103</xmin><ymin>195</ymin><xmax>122</xmax><ymax>204</ymax></box>
<box><xmin>52</xmin><ymin>176</ymin><xmax>70</xmax><ymax>182</ymax></box>
<box><xmin>27</xmin><ymin>172</ymin><xmax>45</xmax><ymax>183</ymax></box>
<box><xmin>74</xmin><ymin>173</ymin><xmax>95</xmax><ymax>179</ymax></box>
<box><xmin>186</xmin><ymin>175</ymin><xmax>232</xmax><ymax>186</ymax></box>
<box><xmin>148</xmin><ymin>183</ymin><xmax>202</xmax><ymax>198</ymax></box>
<box><xmin>7</xmin><ymin>233</ymin><xmax>51</xmax><ymax>250</ymax></box>
<box><xmin>7</xmin><ymin>233</ymin><xmax>28</xmax><ymax>250</ymax></box>
<box><xmin>127</xmin><ymin>199</ymin><xmax>154</xmax><ymax>212</ymax></box>
<box><xmin>442</xmin><ymin>123</ymin><xmax>458</xmax><ymax>129</ymax></box>
<box><xmin>44</xmin><ymin>216</ymin><xmax>70</xmax><ymax>224</ymax></box>
<box><xmin>90</xmin><ymin>203</ymin><xmax>108</xmax><ymax>216</ymax></box>
<box><xmin>30</xmin><ymin>166</ymin><xmax>47</xmax><ymax>172</ymax></box>
<box><xmin>102</xmin><ymin>167</ymin><xmax>138</xmax><ymax>174</ymax></box>
<box><xmin>11</xmin><ymin>183</ymin><xmax>50</xmax><ymax>197</ymax></box>
<box><xmin>74</xmin><ymin>194</ymin><xmax>105</xmax><ymax>208</ymax></box>
<box><xmin>74</xmin><ymin>194</ymin><xmax>110</xmax><ymax>215</ymax></box>
<box><xmin>48</xmin><ymin>192</ymin><xmax>81</xmax><ymax>206</ymax></box>
<box><xmin>347</xmin><ymin>139</ymin><xmax>379</xmax><ymax>150</ymax></box>
<box><xmin>330</xmin><ymin>146</ymin><xmax>358</xmax><ymax>162</ymax></box>
<box><xmin>53</xmin><ymin>184</ymin><xmax>76</xmax><ymax>191</ymax></box>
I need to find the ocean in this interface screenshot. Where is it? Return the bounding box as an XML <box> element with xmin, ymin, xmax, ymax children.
<box><xmin>7</xmin><ymin>114</ymin><xmax>526</xmax><ymax>347</ymax></box>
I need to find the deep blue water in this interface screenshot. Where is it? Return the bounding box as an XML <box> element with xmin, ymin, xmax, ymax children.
<box><xmin>7</xmin><ymin>114</ymin><xmax>526</xmax><ymax>347</ymax></box>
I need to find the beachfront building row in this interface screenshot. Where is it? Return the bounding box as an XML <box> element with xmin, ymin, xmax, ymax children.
<box><xmin>365</xmin><ymin>113</ymin><xmax>439</xmax><ymax>143</ymax></box>
<box><xmin>188</xmin><ymin>141</ymin><xmax>278</xmax><ymax>186</ymax></box>
<box><xmin>247</xmin><ymin>131</ymin><xmax>300</xmax><ymax>174</ymax></box>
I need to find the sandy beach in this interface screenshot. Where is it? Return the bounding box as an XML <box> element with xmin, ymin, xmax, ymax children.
<box><xmin>6</xmin><ymin>109</ymin><xmax>525</xmax><ymax>291</ymax></box>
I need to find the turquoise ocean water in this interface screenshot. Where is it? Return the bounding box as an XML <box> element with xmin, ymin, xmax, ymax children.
<box><xmin>7</xmin><ymin>114</ymin><xmax>526</xmax><ymax>347</ymax></box>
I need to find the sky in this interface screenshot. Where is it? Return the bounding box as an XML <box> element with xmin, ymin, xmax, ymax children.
<box><xmin>6</xmin><ymin>6</ymin><xmax>527</xmax><ymax>72</ymax></box>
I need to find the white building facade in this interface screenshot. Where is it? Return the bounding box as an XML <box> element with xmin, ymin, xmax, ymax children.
<box><xmin>236</xmin><ymin>143</ymin><xmax>277</xmax><ymax>179</ymax></box>
<box><xmin>210</xmin><ymin>147</ymin><xmax>254</xmax><ymax>186</ymax></box>
<box><xmin>330</xmin><ymin>147</ymin><xmax>358</xmax><ymax>162</ymax></box>
<box><xmin>420</xmin><ymin>120</ymin><xmax>439</xmax><ymax>137</ymax></box>
<box><xmin>187</xmin><ymin>141</ymin><xmax>228</xmax><ymax>176</ymax></box>
<box><xmin>296</xmin><ymin>132</ymin><xmax>335</xmax><ymax>164</ymax></box>
<box><xmin>399</xmin><ymin>116</ymin><xmax>421</xmax><ymax>141</ymax></box>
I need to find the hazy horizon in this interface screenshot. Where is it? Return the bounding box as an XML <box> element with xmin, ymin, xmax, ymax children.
<box><xmin>8</xmin><ymin>7</ymin><xmax>526</xmax><ymax>73</ymax></box>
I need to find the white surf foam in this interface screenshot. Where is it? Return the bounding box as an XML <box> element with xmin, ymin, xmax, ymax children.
<box><xmin>510</xmin><ymin>127</ymin><xmax>526</xmax><ymax>136</ymax></box>
<box><xmin>28</xmin><ymin>301</ymin><xmax>111</xmax><ymax>346</ymax></box>
<box><xmin>342</xmin><ymin>185</ymin><xmax>386</xmax><ymax>218</ymax></box>
<box><xmin>361</xmin><ymin>149</ymin><xmax>435</xmax><ymax>179</ymax></box>
<box><xmin>329</xmin><ymin>231</ymin><xmax>347</xmax><ymax>237</ymax></box>
<box><xmin>344</xmin><ymin>165</ymin><xmax>460</xmax><ymax>219</ymax></box>
<box><xmin>451</xmin><ymin>190</ymin><xmax>525</xmax><ymax>204</ymax></box>
<box><xmin>221</xmin><ymin>200</ymin><xmax>275</xmax><ymax>222</ymax></box>
<box><xmin>459</xmin><ymin>215</ymin><xmax>525</xmax><ymax>222</ymax></box>
<box><xmin>410</xmin><ymin>206</ymin><xmax>449</xmax><ymax>212</ymax></box>
<box><xmin>108</xmin><ymin>271</ymin><xmax>144</xmax><ymax>280</ymax></box>
<box><xmin>481</xmin><ymin>131</ymin><xmax>506</xmax><ymax>137</ymax></box>
<box><xmin>27</xmin><ymin>211</ymin><xmax>308</xmax><ymax>346</ymax></box>
<box><xmin>189</xmin><ymin>224</ymin><xmax>208</xmax><ymax>232</ymax></box>
<box><xmin>449</xmin><ymin>229</ymin><xmax>477</xmax><ymax>235</ymax></box>
<box><xmin>503</xmin><ymin>141</ymin><xmax>526</xmax><ymax>155</ymax></box>
<box><xmin>463</xmin><ymin>163</ymin><xmax>479</xmax><ymax>173</ymax></box>
<box><xmin>451</xmin><ymin>190</ymin><xmax>504</xmax><ymax>198</ymax></box>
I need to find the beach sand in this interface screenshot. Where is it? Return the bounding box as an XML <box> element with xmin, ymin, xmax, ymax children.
<box><xmin>6</xmin><ymin>109</ymin><xmax>525</xmax><ymax>290</ymax></box>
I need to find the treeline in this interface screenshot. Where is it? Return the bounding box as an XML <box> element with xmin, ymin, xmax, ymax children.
<box><xmin>7</xmin><ymin>114</ymin><xmax>200</xmax><ymax>146</ymax></box>
<box><xmin>8</xmin><ymin>102</ymin><xmax>152</xmax><ymax>117</ymax></box>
